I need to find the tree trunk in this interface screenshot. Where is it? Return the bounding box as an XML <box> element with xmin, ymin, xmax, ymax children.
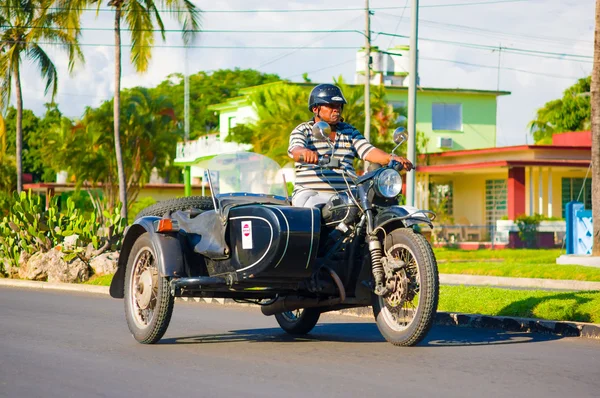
<box><xmin>13</xmin><ymin>63</ymin><xmax>23</xmax><ymax>193</ymax></box>
<box><xmin>114</xmin><ymin>7</ymin><xmax>128</xmax><ymax>220</ymax></box>
<box><xmin>592</xmin><ymin>0</ymin><xmax>600</xmax><ymax>256</ymax></box>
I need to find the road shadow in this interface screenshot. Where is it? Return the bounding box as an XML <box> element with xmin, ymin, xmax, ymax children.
<box><xmin>160</xmin><ymin>322</ymin><xmax>561</xmax><ymax>346</ymax></box>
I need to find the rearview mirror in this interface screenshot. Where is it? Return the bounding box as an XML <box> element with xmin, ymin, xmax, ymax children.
<box><xmin>312</xmin><ymin>121</ymin><xmax>333</xmax><ymax>147</ymax></box>
<box><xmin>391</xmin><ymin>127</ymin><xmax>408</xmax><ymax>154</ymax></box>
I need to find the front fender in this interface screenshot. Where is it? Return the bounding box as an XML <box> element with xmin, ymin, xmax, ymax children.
<box><xmin>109</xmin><ymin>216</ymin><xmax>185</xmax><ymax>299</ymax></box>
<box><xmin>374</xmin><ymin>205</ymin><xmax>434</xmax><ymax>232</ymax></box>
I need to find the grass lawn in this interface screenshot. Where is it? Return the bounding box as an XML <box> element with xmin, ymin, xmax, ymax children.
<box><xmin>433</xmin><ymin>248</ymin><xmax>600</xmax><ymax>282</ymax></box>
<box><xmin>84</xmin><ymin>274</ymin><xmax>113</xmax><ymax>286</ymax></box>
<box><xmin>440</xmin><ymin>285</ymin><xmax>600</xmax><ymax>324</ymax></box>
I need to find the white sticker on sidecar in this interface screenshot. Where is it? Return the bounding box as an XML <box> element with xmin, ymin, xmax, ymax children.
<box><xmin>241</xmin><ymin>221</ymin><xmax>253</xmax><ymax>249</ymax></box>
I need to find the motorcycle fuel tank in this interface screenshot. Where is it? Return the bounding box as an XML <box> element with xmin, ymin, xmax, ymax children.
<box><xmin>227</xmin><ymin>205</ymin><xmax>320</xmax><ymax>280</ymax></box>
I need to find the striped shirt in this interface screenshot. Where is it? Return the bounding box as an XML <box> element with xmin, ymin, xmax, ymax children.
<box><xmin>288</xmin><ymin>120</ymin><xmax>375</xmax><ymax>194</ymax></box>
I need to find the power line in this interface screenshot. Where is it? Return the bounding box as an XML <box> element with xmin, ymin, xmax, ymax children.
<box><xmin>421</xmin><ymin>0</ymin><xmax>530</xmax><ymax>7</ymax></box>
<box><xmin>421</xmin><ymin>56</ymin><xmax>587</xmax><ymax>80</ymax></box>
<box><xmin>256</xmin><ymin>16</ymin><xmax>363</xmax><ymax>69</ymax></box>
<box><xmin>0</xmin><ymin>25</ymin><xmax>365</xmax><ymax>35</ymax></box>
<box><xmin>375</xmin><ymin>12</ymin><xmax>592</xmax><ymax>47</ymax></box>
<box><xmin>375</xmin><ymin>31</ymin><xmax>593</xmax><ymax>62</ymax></box>
<box><xmin>4</xmin><ymin>22</ymin><xmax>591</xmax><ymax>62</ymax></box>
<box><xmin>0</xmin><ymin>39</ymin><xmax>362</xmax><ymax>50</ymax></box>
<box><xmin>0</xmin><ymin>0</ymin><xmax>531</xmax><ymax>14</ymax></box>
<box><xmin>418</xmin><ymin>19</ymin><xmax>592</xmax><ymax>45</ymax></box>
<box><xmin>284</xmin><ymin>58</ymin><xmax>356</xmax><ymax>80</ymax></box>
<box><xmin>386</xmin><ymin>0</ymin><xmax>410</xmax><ymax>49</ymax></box>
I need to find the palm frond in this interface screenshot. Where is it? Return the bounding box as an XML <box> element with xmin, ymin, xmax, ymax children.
<box><xmin>0</xmin><ymin>111</ymin><xmax>6</xmax><ymax>158</ymax></box>
<box><xmin>34</xmin><ymin>27</ymin><xmax>84</xmax><ymax>71</ymax></box>
<box><xmin>124</xmin><ymin>0</ymin><xmax>154</xmax><ymax>72</ymax></box>
<box><xmin>27</xmin><ymin>44</ymin><xmax>58</xmax><ymax>99</ymax></box>
<box><xmin>0</xmin><ymin>53</ymin><xmax>12</xmax><ymax>111</ymax></box>
<box><xmin>145</xmin><ymin>1</ymin><xmax>166</xmax><ymax>41</ymax></box>
<box><xmin>163</xmin><ymin>0</ymin><xmax>201</xmax><ymax>44</ymax></box>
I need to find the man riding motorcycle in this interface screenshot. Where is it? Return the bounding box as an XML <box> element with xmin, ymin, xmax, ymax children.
<box><xmin>288</xmin><ymin>83</ymin><xmax>414</xmax><ymax>207</ymax></box>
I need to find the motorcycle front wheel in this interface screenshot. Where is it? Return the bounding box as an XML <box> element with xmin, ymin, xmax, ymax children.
<box><xmin>372</xmin><ymin>228</ymin><xmax>439</xmax><ymax>346</ymax></box>
<box><xmin>275</xmin><ymin>308</ymin><xmax>321</xmax><ymax>335</ymax></box>
<box><xmin>124</xmin><ymin>232</ymin><xmax>174</xmax><ymax>344</ymax></box>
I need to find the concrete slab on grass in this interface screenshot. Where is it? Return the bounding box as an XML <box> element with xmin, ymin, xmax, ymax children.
<box><xmin>557</xmin><ymin>255</ymin><xmax>600</xmax><ymax>268</ymax></box>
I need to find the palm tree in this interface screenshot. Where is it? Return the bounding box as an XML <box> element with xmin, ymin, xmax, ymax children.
<box><xmin>249</xmin><ymin>84</ymin><xmax>309</xmax><ymax>165</ymax></box>
<box><xmin>87</xmin><ymin>0</ymin><xmax>200</xmax><ymax>220</ymax></box>
<box><xmin>0</xmin><ymin>0</ymin><xmax>83</xmax><ymax>193</ymax></box>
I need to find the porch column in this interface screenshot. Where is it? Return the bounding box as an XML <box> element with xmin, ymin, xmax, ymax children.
<box><xmin>528</xmin><ymin>167</ymin><xmax>534</xmax><ymax>216</ymax></box>
<box><xmin>508</xmin><ymin>166</ymin><xmax>526</xmax><ymax>219</ymax></box>
<box><xmin>538</xmin><ymin>167</ymin><xmax>544</xmax><ymax>216</ymax></box>
<box><xmin>184</xmin><ymin>166</ymin><xmax>191</xmax><ymax>197</ymax></box>
<box><xmin>547</xmin><ymin>168</ymin><xmax>553</xmax><ymax>218</ymax></box>
<box><xmin>423</xmin><ymin>173</ymin><xmax>430</xmax><ymax>210</ymax></box>
<box><xmin>416</xmin><ymin>175</ymin><xmax>423</xmax><ymax>208</ymax></box>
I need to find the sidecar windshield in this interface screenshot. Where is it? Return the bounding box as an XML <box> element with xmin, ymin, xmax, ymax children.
<box><xmin>200</xmin><ymin>152</ymin><xmax>288</xmax><ymax>198</ymax></box>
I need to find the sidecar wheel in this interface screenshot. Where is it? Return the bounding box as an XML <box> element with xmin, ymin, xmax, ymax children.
<box><xmin>124</xmin><ymin>233</ymin><xmax>174</xmax><ymax>344</ymax></box>
<box><xmin>275</xmin><ymin>308</ymin><xmax>321</xmax><ymax>335</ymax></box>
<box><xmin>372</xmin><ymin>228</ymin><xmax>439</xmax><ymax>347</ymax></box>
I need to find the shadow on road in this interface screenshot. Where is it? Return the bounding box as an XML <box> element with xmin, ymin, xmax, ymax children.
<box><xmin>160</xmin><ymin>322</ymin><xmax>562</xmax><ymax>346</ymax></box>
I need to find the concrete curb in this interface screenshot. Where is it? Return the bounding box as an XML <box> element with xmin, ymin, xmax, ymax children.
<box><xmin>2</xmin><ymin>278</ymin><xmax>598</xmax><ymax>340</ymax></box>
<box><xmin>0</xmin><ymin>278</ymin><xmax>109</xmax><ymax>295</ymax></box>
<box><xmin>439</xmin><ymin>274</ymin><xmax>600</xmax><ymax>291</ymax></box>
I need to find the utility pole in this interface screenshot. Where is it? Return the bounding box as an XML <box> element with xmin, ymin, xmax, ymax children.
<box><xmin>364</xmin><ymin>0</ymin><xmax>371</xmax><ymax>150</ymax></box>
<box><xmin>184</xmin><ymin>46</ymin><xmax>192</xmax><ymax>197</ymax></box>
<box><xmin>591</xmin><ymin>0</ymin><xmax>600</xmax><ymax>255</ymax></box>
<box><xmin>406</xmin><ymin>0</ymin><xmax>419</xmax><ymax>206</ymax></box>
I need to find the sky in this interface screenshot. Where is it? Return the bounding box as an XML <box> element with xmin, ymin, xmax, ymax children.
<box><xmin>16</xmin><ymin>0</ymin><xmax>594</xmax><ymax>147</ymax></box>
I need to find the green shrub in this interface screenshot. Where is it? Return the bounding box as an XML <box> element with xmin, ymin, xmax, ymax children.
<box><xmin>515</xmin><ymin>213</ymin><xmax>543</xmax><ymax>248</ymax></box>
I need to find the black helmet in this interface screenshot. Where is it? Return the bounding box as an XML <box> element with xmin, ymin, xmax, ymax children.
<box><xmin>308</xmin><ymin>84</ymin><xmax>347</xmax><ymax>112</ymax></box>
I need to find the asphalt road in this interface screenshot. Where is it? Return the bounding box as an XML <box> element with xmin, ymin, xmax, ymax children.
<box><xmin>1</xmin><ymin>287</ymin><xmax>599</xmax><ymax>398</ymax></box>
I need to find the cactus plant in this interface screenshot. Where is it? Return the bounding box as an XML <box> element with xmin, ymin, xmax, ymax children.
<box><xmin>0</xmin><ymin>190</ymin><xmax>127</xmax><ymax>275</ymax></box>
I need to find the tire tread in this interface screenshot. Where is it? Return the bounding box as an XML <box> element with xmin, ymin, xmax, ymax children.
<box><xmin>136</xmin><ymin>196</ymin><xmax>214</xmax><ymax>219</ymax></box>
<box><xmin>373</xmin><ymin>228</ymin><xmax>439</xmax><ymax>346</ymax></box>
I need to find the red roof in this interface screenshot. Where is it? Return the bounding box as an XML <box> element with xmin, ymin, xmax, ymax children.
<box><xmin>552</xmin><ymin>131</ymin><xmax>591</xmax><ymax>147</ymax></box>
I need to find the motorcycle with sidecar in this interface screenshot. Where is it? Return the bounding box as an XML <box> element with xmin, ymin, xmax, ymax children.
<box><xmin>110</xmin><ymin>123</ymin><xmax>439</xmax><ymax>346</ymax></box>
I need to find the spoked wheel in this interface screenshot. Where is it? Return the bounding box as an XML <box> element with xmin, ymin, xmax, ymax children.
<box><xmin>124</xmin><ymin>232</ymin><xmax>174</xmax><ymax>344</ymax></box>
<box><xmin>372</xmin><ymin>228</ymin><xmax>439</xmax><ymax>346</ymax></box>
<box><xmin>275</xmin><ymin>308</ymin><xmax>321</xmax><ymax>335</ymax></box>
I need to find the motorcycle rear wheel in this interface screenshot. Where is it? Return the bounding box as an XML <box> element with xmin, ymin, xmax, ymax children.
<box><xmin>372</xmin><ymin>228</ymin><xmax>439</xmax><ymax>346</ymax></box>
<box><xmin>275</xmin><ymin>308</ymin><xmax>321</xmax><ymax>335</ymax></box>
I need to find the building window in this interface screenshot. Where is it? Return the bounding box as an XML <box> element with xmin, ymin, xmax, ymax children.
<box><xmin>485</xmin><ymin>179</ymin><xmax>507</xmax><ymax>226</ymax></box>
<box><xmin>432</xmin><ymin>103</ymin><xmax>462</xmax><ymax>131</ymax></box>
<box><xmin>561</xmin><ymin>178</ymin><xmax>592</xmax><ymax>217</ymax></box>
<box><xmin>228</xmin><ymin>116</ymin><xmax>237</xmax><ymax>131</ymax></box>
<box><xmin>429</xmin><ymin>182</ymin><xmax>453</xmax><ymax>216</ymax></box>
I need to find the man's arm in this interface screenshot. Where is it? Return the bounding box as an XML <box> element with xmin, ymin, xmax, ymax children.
<box><xmin>350</xmin><ymin>128</ymin><xmax>413</xmax><ymax>171</ymax></box>
<box><xmin>288</xmin><ymin>124</ymin><xmax>319</xmax><ymax>164</ymax></box>
<box><xmin>364</xmin><ymin>147</ymin><xmax>414</xmax><ymax>171</ymax></box>
<box><xmin>290</xmin><ymin>146</ymin><xmax>319</xmax><ymax>164</ymax></box>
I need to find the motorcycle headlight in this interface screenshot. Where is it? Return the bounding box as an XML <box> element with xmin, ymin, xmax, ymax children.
<box><xmin>374</xmin><ymin>169</ymin><xmax>402</xmax><ymax>198</ymax></box>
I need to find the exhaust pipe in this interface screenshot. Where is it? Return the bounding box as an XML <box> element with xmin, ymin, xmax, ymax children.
<box><xmin>170</xmin><ymin>276</ymin><xmax>227</xmax><ymax>292</ymax></box>
<box><xmin>261</xmin><ymin>267</ymin><xmax>346</xmax><ymax>316</ymax></box>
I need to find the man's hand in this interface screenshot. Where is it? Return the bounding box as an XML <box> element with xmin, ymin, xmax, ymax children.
<box><xmin>391</xmin><ymin>155</ymin><xmax>413</xmax><ymax>172</ymax></box>
<box><xmin>293</xmin><ymin>147</ymin><xmax>319</xmax><ymax>164</ymax></box>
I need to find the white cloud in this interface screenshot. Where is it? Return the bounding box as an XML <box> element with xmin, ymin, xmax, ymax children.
<box><xmin>13</xmin><ymin>0</ymin><xmax>595</xmax><ymax>145</ymax></box>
